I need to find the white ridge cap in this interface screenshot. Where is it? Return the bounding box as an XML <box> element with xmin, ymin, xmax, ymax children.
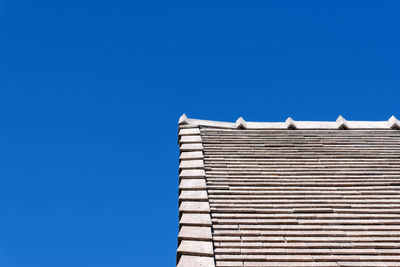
<box><xmin>179</xmin><ymin>114</ymin><xmax>398</xmax><ymax>130</ymax></box>
<box><xmin>336</xmin><ymin>115</ymin><xmax>349</xmax><ymax>130</ymax></box>
<box><xmin>389</xmin><ymin>115</ymin><xmax>400</xmax><ymax>129</ymax></box>
<box><xmin>236</xmin><ymin>117</ymin><xmax>247</xmax><ymax>129</ymax></box>
<box><xmin>285</xmin><ymin>117</ymin><xmax>297</xmax><ymax>129</ymax></box>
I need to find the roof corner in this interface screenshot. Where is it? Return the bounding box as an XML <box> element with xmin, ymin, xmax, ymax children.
<box><xmin>179</xmin><ymin>114</ymin><xmax>189</xmax><ymax>125</ymax></box>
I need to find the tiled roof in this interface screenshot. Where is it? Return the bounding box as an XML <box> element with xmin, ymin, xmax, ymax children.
<box><xmin>177</xmin><ymin>115</ymin><xmax>400</xmax><ymax>267</ymax></box>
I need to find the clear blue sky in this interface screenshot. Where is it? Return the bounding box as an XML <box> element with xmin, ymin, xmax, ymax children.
<box><xmin>0</xmin><ymin>1</ymin><xmax>399</xmax><ymax>266</ymax></box>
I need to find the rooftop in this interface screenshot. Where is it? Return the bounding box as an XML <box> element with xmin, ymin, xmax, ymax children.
<box><xmin>176</xmin><ymin>115</ymin><xmax>400</xmax><ymax>267</ymax></box>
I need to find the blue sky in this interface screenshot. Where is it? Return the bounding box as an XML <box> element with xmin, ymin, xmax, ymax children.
<box><xmin>0</xmin><ymin>1</ymin><xmax>399</xmax><ymax>266</ymax></box>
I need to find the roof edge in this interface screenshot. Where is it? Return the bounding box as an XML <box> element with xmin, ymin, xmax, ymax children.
<box><xmin>177</xmin><ymin>125</ymin><xmax>215</xmax><ymax>267</ymax></box>
<box><xmin>178</xmin><ymin>114</ymin><xmax>399</xmax><ymax>130</ymax></box>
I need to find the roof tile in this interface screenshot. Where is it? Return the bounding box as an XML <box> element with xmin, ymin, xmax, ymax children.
<box><xmin>180</xmin><ymin>213</ymin><xmax>212</xmax><ymax>226</ymax></box>
<box><xmin>180</xmin><ymin>201</ymin><xmax>210</xmax><ymax>213</ymax></box>
<box><xmin>177</xmin><ymin>240</ymin><xmax>214</xmax><ymax>257</ymax></box>
<box><xmin>179</xmin><ymin>179</ymin><xmax>206</xmax><ymax>190</ymax></box>
<box><xmin>179</xmin><ymin>226</ymin><xmax>212</xmax><ymax>241</ymax></box>
<box><xmin>179</xmin><ymin>128</ymin><xmax>201</xmax><ymax>135</ymax></box>
<box><xmin>179</xmin><ymin>159</ymin><xmax>204</xmax><ymax>169</ymax></box>
<box><xmin>177</xmin><ymin>255</ymin><xmax>215</xmax><ymax>267</ymax></box>
<box><xmin>179</xmin><ymin>169</ymin><xmax>206</xmax><ymax>179</ymax></box>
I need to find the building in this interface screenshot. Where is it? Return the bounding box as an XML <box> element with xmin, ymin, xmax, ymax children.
<box><xmin>176</xmin><ymin>114</ymin><xmax>400</xmax><ymax>267</ymax></box>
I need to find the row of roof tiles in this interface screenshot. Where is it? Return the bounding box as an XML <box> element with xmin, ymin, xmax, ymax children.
<box><xmin>179</xmin><ymin>114</ymin><xmax>400</xmax><ymax>130</ymax></box>
<box><xmin>177</xmin><ymin>125</ymin><xmax>215</xmax><ymax>267</ymax></box>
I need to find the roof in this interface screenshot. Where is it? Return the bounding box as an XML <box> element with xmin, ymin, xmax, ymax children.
<box><xmin>176</xmin><ymin>115</ymin><xmax>400</xmax><ymax>267</ymax></box>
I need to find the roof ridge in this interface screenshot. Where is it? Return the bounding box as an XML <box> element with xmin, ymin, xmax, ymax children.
<box><xmin>178</xmin><ymin>114</ymin><xmax>400</xmax><ymax>130</ymax></box>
